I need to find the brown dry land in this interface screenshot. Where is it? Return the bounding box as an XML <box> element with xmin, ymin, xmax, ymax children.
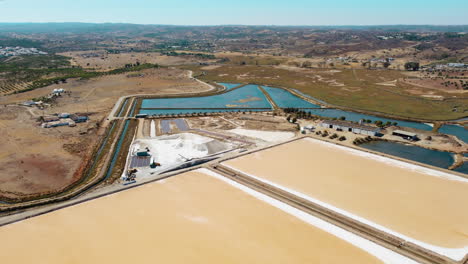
<box><xmin>0</xmin><ymin>68</ymin><xmax>210</xmax><ymax>200</ymax></box>
<box><xmin>223</xmin><ymin>138</ymin><xmax>468</xmax><ymax>249</ymax></box>
<box><xmin>61</xmin><ymin>51</ymin><xmax>207</xmax><ymax>70</ymax></box>
<box><xmin>0</xmin><ymin>68</ymin><xmax>208</xmax><ymax>120</ymax></box>
<box><xmin>402</xmin><ymin>78</ymin><xmax>467</xmax><ymax>93</ymax></box>
<box><xmin>0</xmin><ymin>169</ymin><xmax>386</xmax><ymax>264</ymax></box>
<box><xmin>193</xmin><ymin>65</ymin><xmax>468</xmax><ymax>120</ymax></box>
<box><xmin>0</xmin><ymin>106</ymin><xmax>85</xmax><ymax>199</ymax></box>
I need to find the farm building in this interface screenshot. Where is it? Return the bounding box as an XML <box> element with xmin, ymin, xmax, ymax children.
<box><xmin>42</xmin><ymin>116</ymin><xmax>60</xmax><ymax>123</ymax></box>
<box><xmin>69</xmin><ymin>114</ymin><xmax>89</xmax><ymax>123</ymax></box>
<box><xmin>41</xmin><ymin>118</ymin><xmax>76</xmax><ymax>128</ymax></box>
<box><xmin>392</xmin><ymin>130</ymin><xmax>419</xmax><ymax>141</ymax></box>
<box><xmin>59</xmin><ymin>113</ymin><xmax>71</xmax><ymax>119</ymax></box>
<box><xmin>320</xmin><ymin>120</ymin><xmax>380</xmax><ymax>136</ymax></box>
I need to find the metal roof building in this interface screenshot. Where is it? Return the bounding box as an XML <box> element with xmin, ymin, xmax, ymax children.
<box><xmin>392</xmin><ymin>130</ymin><xmax>419</xmax><ymax>141</ymax></box>
<box><xmin>320</xmin><ymin>120</ymin><xmax>380</xmax><ymax>136</ymax></box>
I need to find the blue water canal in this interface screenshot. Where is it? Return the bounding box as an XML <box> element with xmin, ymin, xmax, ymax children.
<box><xmin>105</xmin><ymin>120</ymin><xmax>131</xmax><ymax>180</ymax></box>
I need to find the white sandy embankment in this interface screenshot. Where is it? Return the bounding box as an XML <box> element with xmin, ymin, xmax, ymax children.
<box><xmin>228</xmin><ymin>128</ymin><xmax>295</xmax><ymax>143</ymax></box>
<box><xmin>150</xmin><ymin>120</ymin><xmax>156</xmax><ymax>138</ymax></box>
<box><xmin>202</xmin><ymin>168</ymin><xmax>418</xmax><ymax>264</ymax></box>
<box><xmin>127</xmin><ymin>133</ymin><xmax>233</xmax><ymax>177</ymax></box>
<box><xmin>223</xmin><ymin>138</ymin><xmax>468</xmax><ymax>261</ymax></box>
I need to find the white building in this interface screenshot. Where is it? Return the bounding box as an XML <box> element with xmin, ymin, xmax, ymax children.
<box><xmin>320</xmin><ymin>120</ymin><xmax>380</xmax><ymax>136</ymax></box>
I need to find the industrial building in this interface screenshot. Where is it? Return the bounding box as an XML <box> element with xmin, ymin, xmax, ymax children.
<box><xmin>392</xmin><ymin>130</ymin><xmax>419</xmax><ymax>141</ymax></box>
<box><xmin>41</xmin><ymin>113</ymin><xmax>88</xmax><ymax>128</ymax></box>
<box><xmin>320</xmin><ymin>120</ymin><xmax>380</xmax><ymax>136</ymax></box>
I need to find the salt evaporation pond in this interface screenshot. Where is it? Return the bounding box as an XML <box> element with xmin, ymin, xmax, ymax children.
<box><xmin>360</xmin><ymin>141</ymin><xmax>454</xmax><ymax>169</ymax></box>
<box><xmin>439</xmin><ymin>124</ymin><xmax>468</xmax><ymax>143</ymax></box>
<box><xmin>217</xmin><ymin>82</ymin><xmax>242</xmax><ymax>91</ymax></box>
<box><xmin>455</xmin><ymin>163</ymin><xmax>468</xmax><ymax>174</ymax></box>
<box><xmin>141</xmin><ymin>84</ymin><xmax>271</xmax><ymax>111</ymax></box>
<box><xmin>262</xmin><ymin>86</ymin><xmax>320</xmax><ymax>108</ymax></box>
<box><xmin>140</xmin><ymin>108</ymin><xmax>266</xmax><ymax>116</ymax></box>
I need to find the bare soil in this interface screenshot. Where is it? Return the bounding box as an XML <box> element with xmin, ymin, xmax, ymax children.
<box><xmin>0</xmin><ymin>68</ymin><xmax>210</xmax><ymax>199</ymax></box>
<box><xmin>60</xmin><ymin>51</ymin><xmax>205</xmax><ymax>70</ymax></box>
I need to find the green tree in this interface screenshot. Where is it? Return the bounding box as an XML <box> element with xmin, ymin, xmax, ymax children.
<box><xmin>404</xmin><ymin>62</ymin><xmax>420</xmax><ymax>71</ymax></box>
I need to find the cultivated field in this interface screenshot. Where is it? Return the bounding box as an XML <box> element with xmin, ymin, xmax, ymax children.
<box><xmin>222</xmin><ymin>138</ymin><xmax>468</xmax><ymax>260</ymax></box>
<box><xmin>0</xmin><ymin>169</ymin><xmax>416</xmax><ymax>264</ymax></box>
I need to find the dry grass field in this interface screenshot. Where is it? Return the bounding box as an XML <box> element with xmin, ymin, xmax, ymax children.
<box><xmin>194</xmin><ymin>65</ymin><xmax>468</xmax><ymax>120</ymax></box>
<box><xmin>0</xmin><ymin>106</ymin><xmax>86</xmax><ymax>199</ymax></box>
<box><xmin>60</xmin><ymin>51</ymin><xmax>207</xmax><ymax>70</ymax></box>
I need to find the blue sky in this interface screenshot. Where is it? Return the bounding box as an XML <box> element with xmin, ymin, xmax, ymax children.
<box><xmin>0</xmin><ymin>0</ymin><xmax>467</xmax><ymax>25</ymax></box>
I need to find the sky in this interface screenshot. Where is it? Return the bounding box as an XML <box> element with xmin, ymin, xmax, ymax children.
<box><xmin>0</xmin><ymin>0</ymin><xmax>467</xmax><ymax>25</ymax></box>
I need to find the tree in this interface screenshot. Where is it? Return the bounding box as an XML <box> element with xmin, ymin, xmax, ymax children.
<box><xmin>339</xmin><ymin>116</ymin><xmax>346</xmax><ymax>121</ymax></box>
<box><xmin>301</xmin><ymin>61</ymin><xmax>312</xmax><ymax>68</ymax></box>
<box><xmin>404</xmin><ymin>62</ymin><xmax>420</xmax><ymax>71</ymax></box>
<box><xmin>291</xmin><ymin>117</ymin><xmax>297</xmax><ymax>123</ymax></box>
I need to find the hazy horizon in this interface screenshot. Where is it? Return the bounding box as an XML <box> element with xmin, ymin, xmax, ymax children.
<box><xmin>0</xmin><ymin>22</ymin><xmax>468</xmax><ymax>27</ymax></box>
<box><xmin>0</xmin><ymin>0</ymin><xmax>467</xmax><ymax>25</ymax></box>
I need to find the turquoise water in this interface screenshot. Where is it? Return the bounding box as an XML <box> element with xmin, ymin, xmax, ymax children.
<box><xmin>439</xmin><ymin>124</ymin><xmax>468</xmax><ymax>143</ymax></box>
<box><xmin>140</xmin><ymin>108</ymin><xmax>267</xmax><ymax>116</ymax></box>
<box><xmin>360</xmin><ymin>141</ymin><xmax>454</xmax><ymax>169</ymax></box>
<box><xmin>141</xmin><ymin>85</ymin><xmax>272</xmax><ymax>109</ymax></box>
<box><xmin>262</xmin><ymin>86</ymin><xmax>320</xmax><ymax>108</ymax></box>
<box><xmin>217</xmin><ymin>82</ymin><xmax>242</xmax><ymax>91</ymax></box>
<box><xmin>306</xmin><ymin>108</ymin><xmax>433</xmax><ymax>131</ymax></box>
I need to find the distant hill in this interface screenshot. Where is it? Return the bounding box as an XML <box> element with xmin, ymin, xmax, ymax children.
<box><xmin>0</xmin><ymin>23</ymin><xmax>466</xmax><ymax>34</ymax></box>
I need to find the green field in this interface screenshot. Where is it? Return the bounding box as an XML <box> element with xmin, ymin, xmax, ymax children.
<box><xmin>194</xmin><ymin>65</ymin><xmax>467</xmax><ymax>121</ymax></box>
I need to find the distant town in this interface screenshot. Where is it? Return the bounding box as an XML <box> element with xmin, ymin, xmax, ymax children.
<box><xmin>0</xmin><ymin>46</ymin><xmax>47</xmax><ymax>57</ymax></box>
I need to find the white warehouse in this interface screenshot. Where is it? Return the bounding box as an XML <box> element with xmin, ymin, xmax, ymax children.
<box><xmin>319</xmin><ymin>120</ymin><xmax>380</xmax><ymax>136</ymax></box>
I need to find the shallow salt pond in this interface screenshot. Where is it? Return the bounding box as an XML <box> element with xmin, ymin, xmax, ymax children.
<box><xmin>223</xmin><ymin>138</ymin><xmax>468</xmax><ymax>260</ymax></box>
<box><xmin>0</xmin><ymin>169</ymin><xmax>416</xmax><ymax>264</ymax></box>
<box><xmin>141</xmin><ymin>84</ymin><xmax>272</xmax><ymax>109</ymax></box>
<box><xmin>262</xmin><ymin>86</ymin><xmax>320</xmax><ymax>108</ymax></box>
